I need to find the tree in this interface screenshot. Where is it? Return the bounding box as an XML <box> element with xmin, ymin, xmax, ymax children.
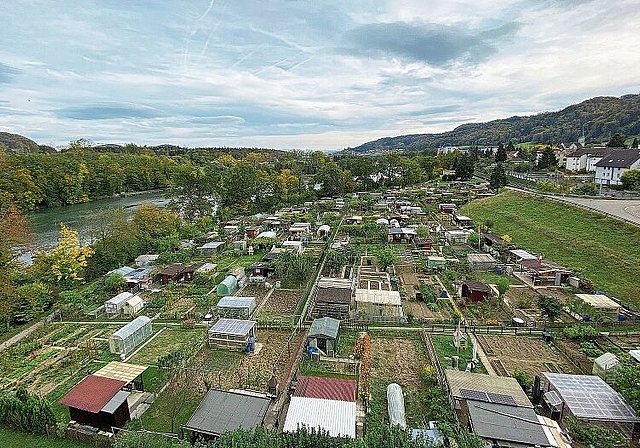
<box><xmin>606</xmin><ymin>133</ymin><xmax>626</xmax><ymax>148</ymax></box>
<box><xmin>495</xmin><ymin>143</ymin><xmax>507</xmax><ymax>162</ymax></box>
<box><xmin>610</xmin><ymin>364</ymin><xmax>640</xmax><ymax>413</ymax></box>
<box><xmin>537</xmin><ymin>147</ymin><xmax>557</xmax><ymax>170</ymax></box>
<box><xmin>537</xmin><ymin>295</ymin><xmax>564</xmax><ymax>322</ymax></box>
<box><xmin>621</xmin><ymin>169</ymin><xmax>640</xmax><ymax>191</ymax></box>
<box><xmin>376</xmin><ymin>247</ymin><xmax>397</xmax><ymax>271</ymax></box>
<box><xmin>453</xmin><ymin>154</ymin><xmax>475</xmax><ymax>180</ymax></box>
<box><xmin>32</xmin><ymin>223</ymin><xmax>94</xmax><ymax>285</ymax></box>
<box><xmin>489</xmin><ymin>163</ymin><xmax>507</xmax><ymax>193</ymax></box>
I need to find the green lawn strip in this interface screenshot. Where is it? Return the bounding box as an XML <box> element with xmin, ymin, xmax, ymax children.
<box><xmin>472</xmin><ymin>271</ymin><xmax>522</xmax><ymax>285</ymax></box>
<box><xmin>45</xmin><ymin>370</ymin><xmax>88</xmax><ymax>425</ymax></box>
<box><xmin>0</xmin><ymin>427</ymin><xmax>86</xmax><ymax>448</ymax></box>
<box><xmin>461</xmin><ymin>191</ymin><xmax>640</xmax><ymax>307</ymax></box>
<box><xmin>128</xmin><ymin>327</ymin><xmax>205</xmax><ymax>365</ymax></box>
<box><xmin>430</xmin><ymin>334</ymin><xmax>486</xmax><ymax>373</ymax></box>
<box><xmin>139</xmin><ymin>387</ymin><xmax>204</xmax><ymax>434</ymax></box>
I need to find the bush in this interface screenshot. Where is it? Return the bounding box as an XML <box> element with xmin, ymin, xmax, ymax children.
<box><xmin>563</xmin><ymin>324</ymin><xmax>598</xmax><ymax>340</ymax></box>
<box><xmin>566</xmin><ymin>417</ymin><xmax>628</xmax><ymax>448</ymax></box>
<box><xmin>0</xmin><ymin>389</ymin><xmax>56</xmax><ymax>435</ymax></box>
<box><xmin>512</xmin><ymin>370</ymin><xmax>532</xmax><ymax>393</ymax></box>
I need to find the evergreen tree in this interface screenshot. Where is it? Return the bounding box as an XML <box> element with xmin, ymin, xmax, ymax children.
<box><xmin>495</xmin><ymin>143</ymin><xmax>507</xmax><ymax>162</ymax></box>
<box><xmin>489</xmin><ymin>163</ymin><xmax>507</xmax><ymax>193</ymax></box>
<box><xmin>606</xmin><ymin>133</ymin><xmax>626</xmax><ymax>148</ymax></box>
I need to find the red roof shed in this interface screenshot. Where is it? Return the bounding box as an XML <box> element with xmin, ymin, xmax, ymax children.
<box><xmin>294</xmin><ymin>375</ymin><xmax>357</xmax><ymax>402</ymax></box>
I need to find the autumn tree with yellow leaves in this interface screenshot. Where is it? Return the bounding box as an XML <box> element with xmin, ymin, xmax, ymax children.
<box><xmin>33</xmin><ymin>223</ymin><xmax>94</xmax><ymax>286</ymax></box>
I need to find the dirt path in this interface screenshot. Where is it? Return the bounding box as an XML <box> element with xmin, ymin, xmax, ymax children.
<box><xmin>0</xmin><ymin>321</ymin><xmax>44</xmax><ymax>353</ymax></box>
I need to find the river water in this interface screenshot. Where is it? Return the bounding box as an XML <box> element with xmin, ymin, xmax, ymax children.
<box><xmin>21</xmin><ymin>191</ymin><xmax>169</xmax><ymax>263</ymax></box>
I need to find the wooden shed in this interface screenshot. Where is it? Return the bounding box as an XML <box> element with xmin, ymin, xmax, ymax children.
<box><xmin>311</xmin><ymin>278</ymin><xmax>353</xmax><ymax>320</ymax></box>
<box><xmin>461</xmin><ymin>280</ymin><xmax>491</xmax><ymax>303</ymax></box>
<box><xmin>307</xmin><ymin>317</ymin><xmax>340</xmax><ymax>357</ymax></box>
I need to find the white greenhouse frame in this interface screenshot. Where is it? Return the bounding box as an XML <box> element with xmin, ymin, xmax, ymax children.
<box><xmin>109</xmin><ymin>316</ymin><xmax>153</xmax><ymax>356</ymax></box>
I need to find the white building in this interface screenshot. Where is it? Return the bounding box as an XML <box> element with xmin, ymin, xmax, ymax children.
<box><xmin>594</xmin><ymin>150</ymin><xmax>640</xmax><ymax>185</ymax></box>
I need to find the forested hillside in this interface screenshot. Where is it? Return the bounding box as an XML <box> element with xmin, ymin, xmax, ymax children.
<box><xmin>351</xmin><ymin>94</ymin><xmax>640</xmax><ymax>152</ymax></box>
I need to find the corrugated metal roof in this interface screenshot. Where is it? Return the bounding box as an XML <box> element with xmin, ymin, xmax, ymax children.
<box><xmin>93</xmin><ymin>361</ymin><xmax>148</xmax><ymax>383</ymax></box>
<box><xmin>183</xmin><ymin>389</ymin><xmax>271</xmax><ymax>437</ymax></box>
<box><xmin>294</xmin><ymin>376</ymin><xmax>356</xmax><ymax>402</ymax></box>
<box><xmin>101</xmin><ymin>390</ymin><xmax>130</xmax><ymax>414</ymax></box>
<box><xmin>60</xmin><ymin>375</ymin><xmax>126</xmax><ymax>413</ymax></box>
<box><xmin>308</xmin><ymin>317</ymin><xmax>340</xmax><ymax>340</ymax></box>
<box><xmin>445</xmin><ymin>370</ymin><xmax>532</xmax><ymax>407</ymax></box>
<box><xmin>355</xmin><ymin>289</ymin><xmax>401</xmax><ymax>306</ymax></box>
<box><xmin>283</xmin><ymin>397</ymin><xmax>356</xmax><ymax>438</ymax></box>
<box><xmin>467</xmin><ymin>400</ymin><xmax>549</xmax><ymax>446</ymax></box>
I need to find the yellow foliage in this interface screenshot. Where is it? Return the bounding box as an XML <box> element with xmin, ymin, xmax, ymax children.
<box><xmin>501</xmin><ymin>234</ymin><xmax>512</xmax><ymax>244</ymax></box>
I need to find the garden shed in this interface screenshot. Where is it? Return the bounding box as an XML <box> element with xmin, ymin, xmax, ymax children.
<box><xmin>182</xmin><ymin>389</ymin><xmax>271</xmax><ymax>442</ymax></box>
<box><xmin>592</xmin><ymin>352</ymin><xmax>620</xmax><ymax>380</ymax></box>
<box><xmin>575</xmin><ymin>294</ymin><xmax>622</xmax><ymax>317</ymax></box>
<box><xmin>467</xmin><ymin>253</ymin><xmax>497</xmax><ymax>271</ymax></box>
<box><xmin>208</xmin><ymin>318</ymin><xmax>257</xmax><ymax>351</ymax></box>
<box><xmin>311</xmin><ymin>277</ymin><xmax>353</xmax><ymax>320</ymax></box>
<box><xmin>216</xmin><ymin>296</ymin><xmax>257</xmax><ymax>319</ymax></box>
<box><xmin>307</xmin><ymin>317</ymin><xmax>340</xmax><ymax>357</ymax></box>
<box><xmin>198</xmin><ymin>241</ymin><xmax>225</xmax><ymax>256</ymax></box>
<box><xmin>122</xmin><ymin>295</ymin><xmax>145</xmax><ymax>316</ymax></box>
<box><xmin>109</xmin><ymin>316</ymin><xmax>153</xmax><ymax>356</ymax></box>
<box><xmin>59</xmin><ymin>374</ymin><xmax>130</xmax><ymax>431</ymax></box>
<box><xmin>216</xmin><ymin>275</ymin><xmax>238</xmax><ymax>296</ymax></box>
<box><xmin>461</xmin><ymin>281</ymin><xmax>492</xmax><ymax>303</ymax></box>
<box><xmin>105</xmin><ymin>292</ymin><xmax>134</xmax><ymax>317</ymax></box>
<box><xmin>426</xmin><ymin>256</ymin><xmax>447</xmax><ymax>269</ymax></box>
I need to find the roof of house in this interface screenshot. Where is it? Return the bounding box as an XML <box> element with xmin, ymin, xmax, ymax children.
<box><xmin>576</xmin><ymin>294</ymin><xmax>620</xmax><ymax>310</ymax></box>
<box><xmin>93</xmin><ymin>362</ymin><xmax>148</xmax><ymax>383</ymax></box>
<box><xmin>542</xmin><ymin>373</ymin><xmax>639</xmax><ymax>422</ymax></box>
<box><xmin>199</xmin><ymin>241</ymin><xmax>225</xmax><ymax>249</ymax></box>
<box><xmin>594</xmin><ymin>149</ymin><xmax>640</xmax><ymax>168</ymax></box>
<box><xmin>283</xmin><ymin>397</ymin><xmax>356</xmax><ymax>438</ymax></box>
<box><xmin>445</xmin><ymin>370</ymin><xmax>532</xmax><ymax>407</ymax></box>
<box><xmin>567</xmin><ymin>147</ymin><xmax>611</xmax><ymax>158</ymax></box>
<box><xmin>355</xmin><ymin>289</ymin><xmax>401</xmax><ymax>306</ymax></box>
<box><xmin>158</xmin><ymin>263</ymin><xmax>184</xmax><ymax>276</ymax></box>
<box><xmin>208</xmin><ymin>318</ymin><xmax>256</xmax><ymax>336</ymax></box>
<box><xmin>462</xmin><ymin>280</ymin><xmax>491</xmax><ymax>294</ymax></box>
<box><xmin>308</xmin><ymin>317</ymin><xmax>340</xmax><ymax>340</ymax></box>
<box><xmin>60</xmin><ymin>375</ymin><xmax>127</xmax><ymax>413</ymax></box>
<box><xmin>467</xmin><ymin>400</ymin><xmax>550</xmax><ymax>446</ymax></box>
<box><xmin>182</xmin><ymin>389</ymin><xmax>271</xmax><ymax>437</ymax></box>
<box><xmin>294</xmin><ymin>376</ymin><xmax>357</xmax><ymax>402</ymax></box>
<box><xmin>316</xmin><ymin>286</ymin><xmax>352</xmax><ymax>305</ymax></box>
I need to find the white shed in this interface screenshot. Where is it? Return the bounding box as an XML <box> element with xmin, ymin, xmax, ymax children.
<box><xmin>592</xmin><ymin>352</ymin><xmax>620</xmax><ymax>380</ymax></box>
<box><xmin>105</xmin><ymin>292</ymin><xmax>134</xmax><ymax>317</ymax></box>
<box><xmin>123</xmin><ymin>295</ymin><xmax>145</xmax><ymax>316</ymax></box>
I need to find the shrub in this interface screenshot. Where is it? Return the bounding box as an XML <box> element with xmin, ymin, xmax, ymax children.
<box><xmin>563</xmin><ymin>324</ymin><xmax>598</xmax><ymax>340</ymax></box>
<box><xmin>0</xmin><ymin>389</ymin><xmax>56</xmax><ymax>435</ymax></box>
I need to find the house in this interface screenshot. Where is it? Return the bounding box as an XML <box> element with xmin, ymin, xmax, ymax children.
<box><xmin>307</xmin><ymin>317</ymin><xmax>340</xmax><ymax>357</ymax></box>
<box><xmin>388</xmin><ymin>227</ymin><xmax>417</xmax><ymax>243</ymax></box>
<box><xmin>565</xmin><ymin>147</ymin><xmax>611</xmax><ymax>172</ymax></box>
<box><xmin>216</xmin><ymin>296</ymin><xmax>257</xmax><ymax>319</ymax></box>
<box><xmin>181</xmin><ymin>389</ymin><xmax>271</xmax><ymax>442</ymax></box>
<box><xmin>541</xmin><ymin>373</ymin><xmax>640</xmax><ymax>439</ymax></box>
<box><xmin>311</xmin><ymin>277</ymin><xmax>353</xmax><ymax>320</ymax></box>
<box><xmin>575</xmin><ymin>294</ymin><xmax>621</xmax><ymax>318</ymax></box>
<box><xmin>105</xmin><ymin>292</ymin><xmax>133</xmax><ymax>317</ymax></box>
<box><xmin>467</xmin><ymin>253</ymin><xmax>497</xmax><ymax>271</ymax></box>
<box><xmin>134</xmin><ymin>254</ymin><xmax>159</xmax><ymax>267</ymax></box>
<box><xmin>208</xmin><ymin>318</ymin><xmax>257</xmax><ymax>351</ymax></box>
<box><xmin>60</xmin><ymin>375</ymin><xmax>131</xmax><ymax>431</ymax></box>
<box><xmin>198</xmin><ymin>241</ymin><xmax>225</xmax><ymax>256</ymax></box>
<box><xmin>181</xmin><ymin>263</ymin><xmax>203</xmax><ymax>282</ymax></box>
<box><xmin>122</xmin><ymin>295</ymin><xmax>145</xmax><ymax>316</ymax></box>
<box><xmin>439</xmin><ymin>203</ymin><xmax>457</xmax><ymax>214</ymax></box>
<box><xmin>461</xmin><ymin>280</ymin><xmax>491</xmax><ymax>302</ymax></box>
<box><xmin>157</xmin><ymin>263</ymin><xmax>185</xmax><ymax>284</ymax></box>
<box><xmin>284</xmin><ymin>376</ymin><xmax>357</xmax><ymax>438</ymax></box>
<box><xmin>594</xmin><ymin>149</ymin><xmax>640</xmax><ymax>185</ymax></box>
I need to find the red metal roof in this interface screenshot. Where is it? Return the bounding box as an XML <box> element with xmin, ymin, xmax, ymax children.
<box><xmin>294</xmin><ymin>375</ymin><xmax>357</xmax><ymax>402</ymax></box>
<box><xmin>60</xmin><ymin>375</ymin><xmax>126</xmax><ymax>413</ymax></box>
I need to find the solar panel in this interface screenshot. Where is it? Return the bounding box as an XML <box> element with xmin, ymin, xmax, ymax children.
<box><xmin>460</xmin><ymin>389</ymin><xmax>489</xmax><ymax>402</ymax></box>
<box><xmin>487</xmin><ymin>392</ymin><xmax>518</xmax><ymax>406</ymax></box>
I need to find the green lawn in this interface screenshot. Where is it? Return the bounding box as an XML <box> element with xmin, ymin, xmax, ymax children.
<box><xmin>431</xmin><ymin>334</ymin><xmax>486</xmax><ymax>373</ymax></box>
<box><xmin>128</xmin><ymin>327</ymin><xmax>205</xmax><ymax>365</ymax></box>
<box><xmin>0</xmin><ymin>428</ymin><xmax>86</xmax><ymax>448</ymax></box>
<box><xmin>461</xmin><ymin>190</ymin><xmax>640</xmax><ymax>309</ymax></box>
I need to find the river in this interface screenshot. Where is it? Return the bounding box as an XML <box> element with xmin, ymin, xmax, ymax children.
<box><xmin>21</xmin><ymin>191</ymin><xmax>169</xmax><ymax>263</ymax></box>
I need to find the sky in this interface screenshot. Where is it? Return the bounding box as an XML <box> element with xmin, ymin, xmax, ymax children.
<box><xmin>1</xmin><ymin>0</ymin><xmax>640</xmax><ymax>151</ymax></box>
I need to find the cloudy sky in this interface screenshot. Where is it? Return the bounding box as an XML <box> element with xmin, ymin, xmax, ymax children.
<box><xmin>1</xmin><ymin>0</ymin><xmax>639</xmax><ymax>150</ymax></box>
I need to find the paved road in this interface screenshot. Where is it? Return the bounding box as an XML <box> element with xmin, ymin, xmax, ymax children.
<box><xmin>552</xmin><ymin>197</ymin><xmax>640</xmax><ymax>225</ymax></box>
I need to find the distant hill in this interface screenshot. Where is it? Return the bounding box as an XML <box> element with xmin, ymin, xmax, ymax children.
<box><xmin>349</xmin><ymin>94</ymin><xmax>640</xmax><ymax>153</ymax></box>
<box><xmin>0</xmin><ymin>132</ymin><xmax>51</xmax><ymax>154</ymax></box>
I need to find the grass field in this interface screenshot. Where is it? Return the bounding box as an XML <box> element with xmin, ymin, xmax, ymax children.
<box><xmin>461</xmin><ymin>190</ymin><xmax>640</xmax><ymax>308</ymax></box>
<box><xmin>0</xmin><ymin>428</ymin><xmax>85</xmax><ymax>448</ymax></box>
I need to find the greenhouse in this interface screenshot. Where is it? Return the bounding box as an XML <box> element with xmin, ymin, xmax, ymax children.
<box><xmin>109</xmin><ymin>316</ymin><xmax>153</xmax><ymax>356</ymax></box>
<box><xmin>216</xmin><ymin>275</ymin><xmax>238</xmax><ymax>296</ymax></box>
<box><xmin>208</xmin><ymin>318</ymin><xmax>256</xmax><ymax>350</ymax></box>
<box><xmin>216</xmin><ymin>296</ymin><xmax>257</xmax><ymax>319</ymax></box>
<box><xmin>105</xmin><ymin>291</ymin><xmax>134</xmax><ymax>317</ymax></box>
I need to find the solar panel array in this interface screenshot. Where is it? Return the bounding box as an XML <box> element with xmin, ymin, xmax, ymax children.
<box><xmin>545</xmin><ymin>373</ymin><xmax>639</xmax><ymax>421</ymax></box>
<box><xmin>209</xmin><ymin>318</ymin><xmax>257</xmax><ymax>336</ymax></box>
<box><xmin>460</xmin><ymin>388</ymin><xmax>518</xmax><ymax>406</ymax></box>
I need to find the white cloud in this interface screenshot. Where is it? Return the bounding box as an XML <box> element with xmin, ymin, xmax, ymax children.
<box><xmin>0</xmin><ymin>0</ymin><xmax>639</xmax><ymax>150</ymax></box>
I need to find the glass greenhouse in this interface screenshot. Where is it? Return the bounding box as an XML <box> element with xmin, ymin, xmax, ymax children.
<box><xmin>109</xmin><ymin>316</ymin><xmax>153</xmax><ymax>356</ymax></box>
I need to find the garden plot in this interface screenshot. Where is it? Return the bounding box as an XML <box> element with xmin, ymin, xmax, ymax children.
<box><xmin>403</xmin><ymin>299</ymin><xmax>449</xmax><ymax>320</ymax></box>
<box><xmin>476</xmin><ymin>334</ymin><xmax>578</xmax><ymax>378</ymax></box>
<box><xmin>606</xmin><ymin>334</ymin><xmax>640</xmax><ymax>350</ymax></box>
<box><xmin>259</xmin><ymin>289</ymin><xmax>303</xmax><ymax>316</ymax></box>
<box><xmin>504</xmin><ymin>286</ymin><xmax>540</xmax><ymax>309</ymax></box>
<box><xmin>235</xmin><ymin>283</ymin><xmax>268</xmax><ymax>303</ymax></box>
<box><xmin>369</xmin><ymin>333</ymin><xmax>434</xmax><ymax>427</ymax></box>
<box><xmin>128</xmin><ymin>326</ymin><xmax>205</xmax><ymax>365</ymax></box>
